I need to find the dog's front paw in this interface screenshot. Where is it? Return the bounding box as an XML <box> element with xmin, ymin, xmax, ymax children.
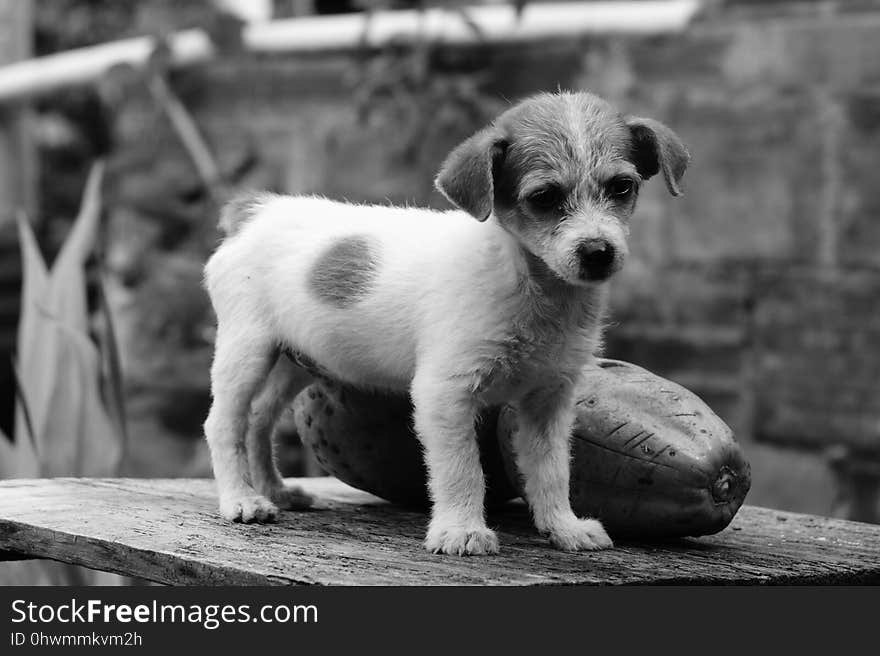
<box><xmin>548</xmin><ymin>517</ymin><xmax>613</xmax><ymax>552</ymax></box>
<box><xmin>219</xmin><ymin>493</ymin><xmax>279</xmax><ymax>524</ymax></box>
<box><xmin>425</xmin><ymin>522</ymin><xmax>499</xmax><ymax>556</ymax></box>
<box><xmin>266</xmin><ymin>484</ymin><xmax>314</xmax><ymax>510</ymax></box>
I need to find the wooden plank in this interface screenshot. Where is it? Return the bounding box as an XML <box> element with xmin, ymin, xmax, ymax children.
<box><xmin>0</xmin><ymin>477</ymin><xmax>879</xmax><ymax>585</ymax></box>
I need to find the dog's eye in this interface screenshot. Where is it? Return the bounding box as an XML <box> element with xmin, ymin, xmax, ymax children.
<box><xmin>527</xmin><ymin>186</ymin><xmax>565</xmax><ymax>211</ymax></box>
<box><xmin>607</xmin><ymin>177</ymin><xmax>635</xmax><ymax>199</ymax></box>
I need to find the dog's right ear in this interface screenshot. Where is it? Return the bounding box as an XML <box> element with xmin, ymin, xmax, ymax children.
<box><xmin>435</xmin><ymin>127</ymin><xmax>508</xmax><ymax>221</ymax></box>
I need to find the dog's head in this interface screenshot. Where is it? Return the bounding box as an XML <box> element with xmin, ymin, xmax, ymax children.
<box><xmin>435</xmin><ymin>92</ymin><xmax>689</xmax><ymax>285</ymax></box>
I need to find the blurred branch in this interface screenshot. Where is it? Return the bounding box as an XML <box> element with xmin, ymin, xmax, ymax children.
<box><xmin>147</xmin><ymin>67</ymin><xmax>224</xmax><ymax>202</ymax></box>
<box><xmin>0</xmin><ymin>1</ymin><xmax>703</xmax><ymax>103</ymax></box>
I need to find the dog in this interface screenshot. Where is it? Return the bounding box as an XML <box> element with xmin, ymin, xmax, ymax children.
<box><xmin>202</xmin><ymin>91</ymin><xmax>689</xmax><ymax>555</ymax></box>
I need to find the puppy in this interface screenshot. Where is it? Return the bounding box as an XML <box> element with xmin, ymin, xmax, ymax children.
<box><xmin>203</xmin><ymin>91</ymin><xmax>688</xmax><ymax>555</ymax></box>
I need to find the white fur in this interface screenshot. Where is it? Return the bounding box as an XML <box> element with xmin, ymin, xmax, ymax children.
<box><xmin>203</xmin><ymin>194</ymin><xmax>612</xmax><ymax>554</ymax></box>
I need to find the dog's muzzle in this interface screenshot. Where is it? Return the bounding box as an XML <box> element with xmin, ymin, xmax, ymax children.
<box><xmin>576</xmin><ymin>239</ymin><xmax>618</xmax><ymax>281</ymax></box>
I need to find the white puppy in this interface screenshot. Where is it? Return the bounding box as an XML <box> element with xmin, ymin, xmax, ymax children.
<box><xmin>203</xmin><ymin>91</ymin><xmax>689</xmax><ymax>555</ymax></box>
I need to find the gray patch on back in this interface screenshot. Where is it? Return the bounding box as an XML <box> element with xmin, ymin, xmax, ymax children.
<box><xmin>219</xmin><ymin>190</ymin><xmax>279</xmax><ymax>236</ymax></box>
<box><xmin>309</xmin><ymin>235</ymin><xmax>381</xmax><ymax>308</ymax></box>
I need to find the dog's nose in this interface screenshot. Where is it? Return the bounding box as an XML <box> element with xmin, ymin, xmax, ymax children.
<box><xmin>577</xmin><ymin>240</ymin><xmax>616</xmax><ymax>281</ymax></box>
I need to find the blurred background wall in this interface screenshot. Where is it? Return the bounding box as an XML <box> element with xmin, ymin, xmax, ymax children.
<box><xmin>2</xmin><ymin>0</ymin><xmax>879</xmax><ymax>521</ymax></box>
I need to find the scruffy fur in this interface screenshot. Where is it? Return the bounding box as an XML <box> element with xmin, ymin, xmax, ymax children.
<box><xmin>203</xmin><ymin>91</ymin><xmax>689</xmax><ymax>555</ymax></box>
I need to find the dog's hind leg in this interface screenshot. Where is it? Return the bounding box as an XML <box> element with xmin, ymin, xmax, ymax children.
<box><xmin>246</xmin><ymin>354</ymin><xmax>314</xmax><ymax>510</ymax></box>
<box><xmin>204</xmin><ymin>326</ymin><xmax>279</xmax><ymax>523</ymax></box>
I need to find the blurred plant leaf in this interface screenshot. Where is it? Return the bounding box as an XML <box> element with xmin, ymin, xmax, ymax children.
<box><xmin>51</xmin><ymin>162</ymin><xmax>104</xmax><ymax>334</ymax></box>
<box><xmin>3</xmin><ymin>211</ymin><xmax>51</xmax><ymax>478</ymax></box>
<box><xmin>0</xmin><ymin>365</ymin><xmax>39</xmax><ymax>476</ymax></box>
<box><xmin>11</xmin><ymin>162</ymin><xmax>124</xmax><ymax>478</ymax></box>
<box><xmin>96</xmin><ymin>276</ymin><xmax>129</xmax><ymax>470</ymax></box>
<box><xmin>11</xmin><ymin>356</ymin><xmax>38</xmax><ymax>455</ymax></box>
<box><xmin>37</xmin><ymin>308</ymin><xmax>122</xmax><ymax>476</ymax></box>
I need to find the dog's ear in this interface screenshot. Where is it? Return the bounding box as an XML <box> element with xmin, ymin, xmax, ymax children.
<box><xmin>626</xmin><ymin>117</ymin><xmax>690</xmax><ymax>197</ymax></box>
<box><xmin>435</xmin><ymin>127</ymin><xmax>508</xmax><ymax>221</ymax></box>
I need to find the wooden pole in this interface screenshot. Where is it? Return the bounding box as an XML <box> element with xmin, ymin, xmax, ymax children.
<box><xmin>0</xmin><ymin>0</ymin><xmax>34</xmax><ymax>439</ymax></box>
<box><xmin>0</xmin><ymin>0</ymin><xmax>35</xmax><ymax>224</ymax></box>
<box><xmin>0</xmin><ymin>1</ymin><xmax>702</xmax><ymax>104</ymax></box>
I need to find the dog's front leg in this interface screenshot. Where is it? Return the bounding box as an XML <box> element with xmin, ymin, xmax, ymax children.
<box><xmin>411</xmin><ymin>373</ymin><xmax>498</xmax><ymax>556</ymax></box>
<box><xmin>513</xmin><ymin>385</ymin><xmax>613</xmax><ymax>551</ymax></box>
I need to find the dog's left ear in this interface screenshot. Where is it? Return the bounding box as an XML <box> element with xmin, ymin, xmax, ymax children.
<box><xmin>626</xmin><ymin>117</ymin><xmax>690</xmax><ymax>197</ymax></box>
<box><xmin>435</xmin><ymin>127</ymin><xmax>508</xmax><ymax>221</ymax></box>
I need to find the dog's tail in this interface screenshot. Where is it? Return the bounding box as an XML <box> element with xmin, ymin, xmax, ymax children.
<box><xmin>218</xmin><ymin>190</ymin><xmax>278</xmax><ymax>237</ymax></box>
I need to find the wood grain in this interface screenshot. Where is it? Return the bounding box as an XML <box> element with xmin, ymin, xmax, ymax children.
<box><xmin>0</xmin><ymin>477</ymin><xmax>878</xmax><ymax>585</ymax></box>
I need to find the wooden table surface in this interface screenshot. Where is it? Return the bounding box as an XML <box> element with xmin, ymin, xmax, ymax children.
<box><xmin>1</xmin><ymin>477</ymin><xmax>879</xmax><ymax>585</ymax></box>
